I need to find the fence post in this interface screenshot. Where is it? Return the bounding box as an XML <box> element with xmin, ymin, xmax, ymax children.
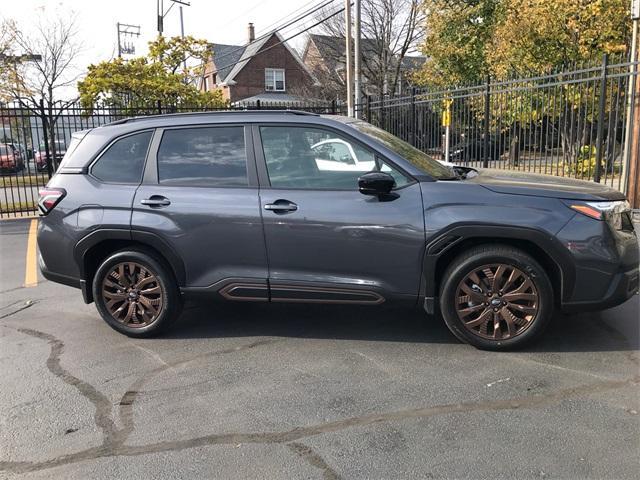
<box><xmin>366</xmin><ymin>95</ymin><xmax>371</xmax><ymax>123</ymax></box>
<box><xmin>410</xmin><ymin>87</ymin><xmax>416</xmax><ymax>147</ymax></box>
<box><xmin>483</xmin><ymin>75</ymin><xmax>491</xmax><ymax>168</ymax></box>
<box><xmin>381</xmin><ymin>94</ymin><xmax>386</xmax><ymax>130</ymax></box>
<box><xmin>331</xmin><ymin>99</ymin><xmax>336</xmax><ymax>114</ymax></box>
<box><xmin>39</xmin><ymin>98</ymin><xmax>53</xmax><ymax>179</ymax></box>
<box><xmin>157</xmin><ymin>100</ymin><xmax>162</xmax><ymax>115</ymax></box>
<box><xmin>256</xmin><ymin>99</ymin><xmax>261</xmax><ymax>110</ymax></box>
<box><xmin>594</xmin><ymin>53</ymin><xmax>609</xmax><ymax>183</ymax></box>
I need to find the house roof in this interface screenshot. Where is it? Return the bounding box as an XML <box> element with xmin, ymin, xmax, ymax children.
<box><xmin>401</xmin><ymin>55</ymin><xmax>428</xmax><ymax>70</ymax></box>
<box><xmin>210</xmin><ymin>32</ymin><xmax>317</xmax><ymax>86</ymax></box>
<box><xmin>306</xmin><ymin>34</ymin><xmax>428</xmax><ymax>72</ymax></box>
<box><xmin>307</xmin><ymin>34</ymin><xmax>379</xmax><ymax>70</ymax></box>
<box><xmin>209</xmin><ymin>43</ymin><xmax>245</xmax><ymax>83</ymax></box>
<box><xmin>233</xmin><ymin>92</ymin><xmax>309</xmax><ymax>105</ymax></box>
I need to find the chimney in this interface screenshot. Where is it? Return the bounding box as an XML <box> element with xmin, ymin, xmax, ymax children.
<box><xmin>247</xmin><ymin>23</ymin><xmax>255</xmax><ymax>43</ymax></box>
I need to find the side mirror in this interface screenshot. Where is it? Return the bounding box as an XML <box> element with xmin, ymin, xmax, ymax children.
<box><xmin>358</xmin><ymin>171</ymin><xmax>396</xmax><ymax>196</ymax></box>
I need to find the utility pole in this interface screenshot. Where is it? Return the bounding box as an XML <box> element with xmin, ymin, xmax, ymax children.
<box><xmin>157</xmin><ymin>0</ymin><xmax>164</xmax><ymax>36</ymax></box>
<box><xmin>624</xmin><ymin>0</ymin><xmax>640</xmax><ymax>208</ymax></box>
<box><xmin>157</xmin><ymin>0</ymin><xmax>190</xmax><ymax>37</ymax></box>
<box><xmin>179</xmin><ymin>5</ymin><xmax>186</xmax><ymax>72</ymax></box>
<box><xmin>354</xmin><ymin>0</ymin><xmax>362</xmax><ymax>119</ymax></box>
<box><xmin>345</xmin><ymin>0</ymin><xmax>354</xmax><ymax>117</ymax></box>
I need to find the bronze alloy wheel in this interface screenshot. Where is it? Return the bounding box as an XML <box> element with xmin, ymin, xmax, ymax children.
<box><xmin>454</xmin><ymin>263</ymin><xmax>539</xmax><ymax>340</ymax></box>
<box><xmin>101</xmin><ymin>262</ymin><xmax>164</xmax><ymax>328</ymax></box>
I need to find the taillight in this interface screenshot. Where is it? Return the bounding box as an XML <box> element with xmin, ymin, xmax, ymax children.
<box><xmin>38</xmin><ymin>188</ymin><xmax>66</xmax><ymax>215</ymax></box>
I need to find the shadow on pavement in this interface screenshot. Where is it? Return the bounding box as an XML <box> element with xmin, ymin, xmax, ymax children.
<box><xmin>161</xmin><ymin>296</ymin><xmax>639</xmax><ymax>354</ymax></box>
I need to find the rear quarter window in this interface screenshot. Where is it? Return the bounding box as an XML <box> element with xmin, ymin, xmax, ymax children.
<box><xmin>91</xmin><ymin>131</ymin><xmax>152</xmax><ymax>183</ymax></box>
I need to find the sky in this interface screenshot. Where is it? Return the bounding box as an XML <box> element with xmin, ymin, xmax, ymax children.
<box><xmin>1</xmin><ymin>0</ymin><xmax>332</xmax><ymax>94</ymax></box>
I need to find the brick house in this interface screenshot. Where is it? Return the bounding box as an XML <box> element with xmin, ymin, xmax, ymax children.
<box><xmin>301</xmin><ymin>34</ymin><xmax>427</xmax><ymax>97</ymax></box>
<box><xmin>200</xmin><ymin>24</ymin><xmax>318</xmax><ymax>104</ymax></box>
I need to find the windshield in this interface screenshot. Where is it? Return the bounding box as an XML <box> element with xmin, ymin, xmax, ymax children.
<box><xmin>349</xmin><ymin>121</ymin><xmax>455</xmax><ymax>179</ymax></box>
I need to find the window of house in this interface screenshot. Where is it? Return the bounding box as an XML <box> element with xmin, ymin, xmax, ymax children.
<box><xmin>157</xmin><ymin>127</ymin><xmax>248</xmax><ymax>187</ymax></box>
<box><xmin>91</xmin><ymin>131</ymin><xmax>152</xmax><ymax>183</ymax></box>
<box><xmin>265</xmin><ymin>68</ymin><xmax>285</xmax><ymax>91</ymax></box>
<box><xmin>202</xmin><ymin>76</ymin><xmax>209</xmax><ymax>91</ymax></box>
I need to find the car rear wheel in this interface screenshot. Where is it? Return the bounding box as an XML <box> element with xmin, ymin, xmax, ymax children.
<box><xmin>439</xmin><ymin>245</ymin><xmax>553</xmax><ymax>350</ymax></box>
<box><xmin>93</xmin><ymin>249</ymin><xmax>182</xmax><ymax>337</ymax></box>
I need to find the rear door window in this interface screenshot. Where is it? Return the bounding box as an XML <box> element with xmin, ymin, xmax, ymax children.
<box><xmin>157</xmin><ymin>126</ymin><xmax>248</xmax><ymax>187</ymax></box>
<box><xmin>91</xmin><ymin>131</ymin><xmax>152</xmax><ymax>184</ymax></box>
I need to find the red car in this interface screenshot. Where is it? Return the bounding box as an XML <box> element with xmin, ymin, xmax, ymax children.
<box><xmin>0</xmin><ymin>144</ymin><xmax>25</xmax><ymax>173</ymax></box>
<box><xmin>34</xmin><ymin>140</ymin><xmax>67</xmax><ymax>172</ymax></box>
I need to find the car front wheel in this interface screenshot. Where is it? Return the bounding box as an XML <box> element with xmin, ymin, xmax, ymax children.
<box><xmin>92</xmin><ymin>249</ymin><xmax>182</xmax><ymax>337</ymax></box>
<box><xmin>439</xmin><ymin>245</ymin><xmax>553</xmax><ymax>350</ymax></box>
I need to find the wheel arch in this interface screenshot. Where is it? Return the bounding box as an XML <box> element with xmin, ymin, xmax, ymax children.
<box><xmin>422</xmin><ymin>225</ymin><xmax>574</xmax><ymax>312</ymax></box>
<box><xmin>75</xmin><ymin>229</ymin><xmax>186</xmax><ymax>303</ymax></box>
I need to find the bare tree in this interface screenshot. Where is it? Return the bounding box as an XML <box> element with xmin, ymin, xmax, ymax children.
<box><xmin>313</xmin><ymin>0</ymin><xmax>425</xmax><ymax>97</ymax></box>
<box><xmin>2</xmin><ymin>15</ymin><xmax>82</xmax><ymax>172</ymax></box>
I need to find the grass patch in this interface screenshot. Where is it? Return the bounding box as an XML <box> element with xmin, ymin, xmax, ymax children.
<box><xmin>0</xmin><ymin>200</ymin><xmax>37</xmax><ymax>215</ymax></box>
<box><xmin>0</xmin><ymin>175</ymin><xmax>48</xmax><ymax>188</ymax></box>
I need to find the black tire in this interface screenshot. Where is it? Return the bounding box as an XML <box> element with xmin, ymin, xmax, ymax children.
<box><xmin>439</xmin><ymin>245</ymin><xmax>553</xmax><ymax>350</ymax></box>
<box><xmin>92</xmin><ymin>248</ymin><xmax>182</xmax><ymax>337</ymax></box>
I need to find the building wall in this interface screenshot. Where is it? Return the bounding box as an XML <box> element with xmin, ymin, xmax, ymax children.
<box><xmin>230</xmin><ymin>36</ymin><xmax>314</xmax><ymax>102</ymax></box>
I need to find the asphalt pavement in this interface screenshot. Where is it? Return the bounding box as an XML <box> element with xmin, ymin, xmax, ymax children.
<box><xmin>0</xmin><ymin>218</ymin><xmax>638</xmax><ymax>479</ymax></box>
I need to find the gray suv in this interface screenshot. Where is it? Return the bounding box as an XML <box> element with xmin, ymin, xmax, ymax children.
<box><xmin>37</xmin><ymin>111</ymin><xmax>639</xmax><ymax>350</ymax></box>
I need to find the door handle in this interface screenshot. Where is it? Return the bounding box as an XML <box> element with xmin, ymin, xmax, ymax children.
<box><xmin>264</xmin><ymin>200</ymin><xmax>298</xmax><ymax>213</ymax></box>
<box><xmin>141</xmin><ymin>195</ymin><xmax>171</xmax><ymax>207</ymax></box>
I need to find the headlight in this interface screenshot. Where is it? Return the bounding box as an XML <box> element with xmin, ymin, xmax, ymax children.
<box><xmin>566</xmin><ymin>200</ymin><xmax>631</xmax><ymax>230</ymax></box>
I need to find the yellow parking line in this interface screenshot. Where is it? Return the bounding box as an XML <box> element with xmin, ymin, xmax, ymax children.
<box><xmin>24</xmin><ymin>219</ymin><xmax>38</xmax><ymax>287</ymax></box>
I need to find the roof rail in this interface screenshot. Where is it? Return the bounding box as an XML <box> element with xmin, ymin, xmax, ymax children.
<box><xmin>103</xmin><ymin>109</ymin><xmax>320</xmax><ymax>126</ymax></box>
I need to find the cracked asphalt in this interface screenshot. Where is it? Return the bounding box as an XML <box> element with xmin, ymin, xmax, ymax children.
<box><xmin>1</xmin><ymin>218</ymin><xmax>639</xmax><ymax>479</ymax></box>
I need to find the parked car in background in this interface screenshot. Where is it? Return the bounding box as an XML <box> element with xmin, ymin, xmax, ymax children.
<box><xmin>3</xmin><ymin>142</ymin><xmax>31</xmax><ymax>160</ymax></box>
<box><xmin>448</xmin><ymin>135</ymin><xmax>503</xmax><ymax>164</ymax></box>
<box><xmin>37</xmin><ymin>111</ymin><xmax>638</xmax><ymax>350</ymax></box>
<box><xmin>34</xmin><ymin>140</ymin><xmax>67</xmax><ymax>172</ymax></box>
<box><xmin>0</xmin><ymin>143</ymin><xmax>25</xmax><ymax>173</ymax></box>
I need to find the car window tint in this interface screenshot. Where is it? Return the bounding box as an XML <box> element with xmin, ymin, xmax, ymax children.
<box><xmin>91</xmin><ymin>131</ymin><xmax>152</xmax><ymax>184</ymax></box>
<box><xmin>260</xmin><ymin>126</ymin><xmax>410</xmax><ymax>190</ymax></box>
<box><xmin>157</xmin><ymin>127</ymin><xmax>247</xmax><ymax>187</ymax></box>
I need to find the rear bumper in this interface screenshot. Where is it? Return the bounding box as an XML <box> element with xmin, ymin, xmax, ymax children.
<box><xmin>561</xmin><ymin>266</ymin><xmax>639</xmax><ymax>313</ymax></box>
<box><xmin>39</xmin><ymin>252</ymin><xmax>93</xmax><ymax>303</ymax></box>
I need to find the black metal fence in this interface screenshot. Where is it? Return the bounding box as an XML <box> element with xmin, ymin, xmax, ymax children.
<box><xmin>358</xmin><ymin>54</ymin><xmax>638</xmax><ymax>193</ymax></box>
<box><xmin>0</xmin><ymin>55</ymin><xmax>637</xmax><ymax>218</ymax></box>
<box><xmin>0</xmin><ymin>100</ymin><xmax>339</xmax><ymax>218</ymax></box>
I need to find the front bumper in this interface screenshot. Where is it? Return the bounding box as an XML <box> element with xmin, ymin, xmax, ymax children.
<box><xmin>556</xmin><ymin>211</ymin><xmax>639</xmax><ymax>313</ymax></box>
<box><xmin>561</xmin><ymin>266</ymin><xmax>639</xmax><ymax>313</ymax></box>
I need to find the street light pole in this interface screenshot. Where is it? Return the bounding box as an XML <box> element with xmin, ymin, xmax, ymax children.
<box><xmin>354</xmin><ymin>0</ymin><xmax>361</xmax><ymax>119</ymax></box>
<box><xmin>345</xmin><ymin>0</ymin><xmax>353</xmax><ymax>117</ymax></box>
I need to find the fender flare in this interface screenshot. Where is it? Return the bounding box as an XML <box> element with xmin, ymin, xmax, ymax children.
<box><xmin>421</xmin><ymin>224</ymin><xmax>575</xmax><ymax>312</ymax></box>
<box><xmin>74</xmin><ymin>228</ymin><xmax>187</xmax><ymax>286</ymax></box>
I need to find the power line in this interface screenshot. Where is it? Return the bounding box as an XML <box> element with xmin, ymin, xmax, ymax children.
<box><xmin>253</xmin><ymin>0</ymin><xmax>330</xmax><ymax>38</ymax></box>
<box><xmin>209</xmin><ymin>0</ymin><xmax>337</xmax><ymax>71</ymax></box>
<box><xmin>209</xmin><ymin>5</ymin><xmax>345</xmax><ymax>79</ymax></box>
